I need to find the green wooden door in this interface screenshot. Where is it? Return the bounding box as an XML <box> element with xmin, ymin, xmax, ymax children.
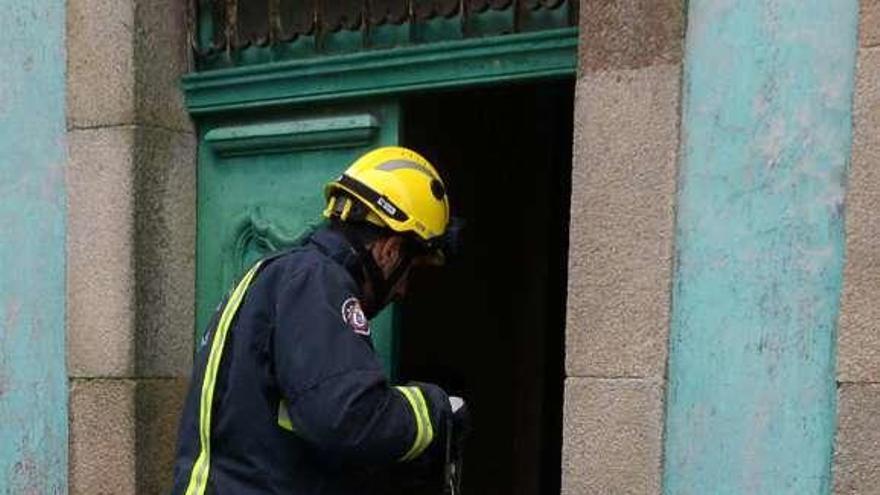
<box><xmin>196</xmin><ymin>101</ymin><xmax>400</xmax><ymax>374</ymax></box>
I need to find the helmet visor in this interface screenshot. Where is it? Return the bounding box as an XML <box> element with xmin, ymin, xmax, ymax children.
<box><xmin>412</xmin><ymin>216</ymin><xmax>465</xmax><ymax>266</ymax></box>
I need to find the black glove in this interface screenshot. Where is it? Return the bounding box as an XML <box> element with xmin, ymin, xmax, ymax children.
<box><xmin>448</xmin><ymin>396</ymin><xmax>470</xmax><ymax>459</ymax></box>
<box><xmin>411</xmin><ymin>382</ymin><xmax>453</xmax><ymax>471</ymax></box>
<box><xmin>384</xmin><ymin>382</ymin><xmax>452</xmax><ymax>494</ymax></box>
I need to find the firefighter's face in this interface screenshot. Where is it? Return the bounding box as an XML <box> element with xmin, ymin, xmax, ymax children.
<box><xmin>364</xmin><ymin>236</ymin><xmax>438</xmax><ymax>318</ymax></box>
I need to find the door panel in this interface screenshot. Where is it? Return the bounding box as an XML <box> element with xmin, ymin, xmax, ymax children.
<box><xmin>197</xmin><ymin>101</ymin><xmax>400</xmax><ymax>375</ymax></box>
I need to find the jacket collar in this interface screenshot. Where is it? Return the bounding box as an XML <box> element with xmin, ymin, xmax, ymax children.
<box><xmin>308</xmin><ymin>226</ymin><xmax>367</xmax><ymax>290</ymax></box>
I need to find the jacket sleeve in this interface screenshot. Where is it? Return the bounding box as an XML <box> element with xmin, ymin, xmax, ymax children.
<box><xmin>272</xmin><ymin>261</ymin><xmax>449</xmax><ymax>466</ymax></box>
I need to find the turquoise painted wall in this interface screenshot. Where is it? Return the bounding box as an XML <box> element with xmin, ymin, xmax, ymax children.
<box><xmin>0</xmin><ymin>0</ymin><xmax>68</xmax><ymax>492</ymax></box>
<box><xmin>664</xmin><ymin>1</ymin><xmax>858</xmax><ymax>493</ymax></box>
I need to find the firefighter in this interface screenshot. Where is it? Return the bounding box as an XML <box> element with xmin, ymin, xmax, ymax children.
<box><xmin>172</xmin><ymin>146</ymin><xmax>463</xmax><ymax>494</ymax></box>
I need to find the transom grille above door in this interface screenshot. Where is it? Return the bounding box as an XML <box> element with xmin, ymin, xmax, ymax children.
<box><xmin>188</xmin><ymin>0</ymin><xmax>577</xmax><ymax>69</ymax></box>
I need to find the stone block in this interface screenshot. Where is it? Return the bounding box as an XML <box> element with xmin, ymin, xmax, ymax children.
<box><xmin>70</xmin><ymin>379</ymin><xmax>137</xmax><ymax>494</ymax></box>
<box><xmin>68</xmin><ymin>0</ymin><xmax>193</xmax><ymax>131</ymax></box>
<box><xmin>70</xmin><ymin>378</ymin><xmax>188</xmax><ymax>494</ymax></box>
<box><xmin>134</xmin><ymin>0</ymin><xmax>193</xmax><ymax>132</ymax></box>
<box><xmin>839</xmin><ymin>48</ymin><xmax>880</xmax><ymax>383</ymax></box>
<box><xmin>862</xmin><ymin>0</ymin><xmax>880</xmax><ymax>48</ymax></box>
<box><xmin>67</xmin><ymin>127</ymin><xmax>137</xmax><ymax>377</ymax></box>
<box><xmin>566</xmin><ymin>65</ymin><xmax>680</xmax><ymax>378</ymax></box>
<box><xmin>561</xmin><ymin>377</ymin><xmax>664</xmax><ymax>494</ymax></box>
<box><xmin>135</xmin><ymin>378</ymin><xmax>189</xmax><ymax>494</ymax></box>
<box><xmin>579</xmin><ymin>0</ymin><xmax>684</xmax><ymax>73</ymax></box>
<box><xmin>134</xmin><ymin>128</ymin><xmax>196</xmax><ymax>377</ymax></box>
<box><xmin>855</xmin><ymin>48</ymin><xmax>880</xmax><ymax>134</ymax></box>
<box><xmin>833</xmin><ymin>383</ymin><xmax>880</xmax><ymax>494</ymax></box>
<box><xmin>67</xmin><ymin>0</ymin><xmax>136</xmax><ymax>128</ymax></box>
<box><xmin>68</xmin><ymin>126</ymin><xmax>196</xmax><ymax>378</ymax></box>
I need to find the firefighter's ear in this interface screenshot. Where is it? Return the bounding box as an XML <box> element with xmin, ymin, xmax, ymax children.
<box><xmin>371</xmin><ymin>235</ymin><xmax>404</xmax><ymax>272</ymax></box>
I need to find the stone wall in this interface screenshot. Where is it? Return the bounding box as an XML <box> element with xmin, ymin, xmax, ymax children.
<box><xmin>562</xmin><ymin>1</ymin><xmax>684</xmax><ymax>493</ymax></box>
<box><xmin>66</xmin><ymin>0</ymin><xmax>195</xmax><ymax>492</ymax></box>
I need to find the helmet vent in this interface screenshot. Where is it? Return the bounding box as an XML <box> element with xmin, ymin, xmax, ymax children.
<box><xmin>431</xmin><ymin>179</ymin><xmax>446</xmax><ymax>200</ymax></box>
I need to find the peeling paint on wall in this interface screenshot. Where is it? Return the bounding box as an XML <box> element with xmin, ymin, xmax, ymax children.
<box><xmin>664</xmin><ymin>1</ymin><xmax>858</xmax><ymax>493</ymax></box>
<box><xmin>0</xmin><ymin>0</ymin><xmax>67</xmax><ymax>492</ymax></box>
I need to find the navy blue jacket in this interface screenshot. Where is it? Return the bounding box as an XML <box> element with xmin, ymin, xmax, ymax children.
<box><xmin>172</xmin><ymin>227</ymin><xmax>449</xmax><ymax>494</ymax></box>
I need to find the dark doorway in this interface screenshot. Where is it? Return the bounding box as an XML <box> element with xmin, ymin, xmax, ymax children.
<box><xmin>398</xmin><ymin>79</ymin><xmax>574</xmax><ymax>495</ymax></box>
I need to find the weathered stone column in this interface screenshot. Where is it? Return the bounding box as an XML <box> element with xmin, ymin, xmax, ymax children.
<box><xmin>562</xmin><ymin>1</ymin><xmax>684</xmax><ymax>493</ymax></box>
<box><xmin>66</xmin><ymin>0</ymin><xmax>195</xmax><ymax>492</ymax></box>
<box><xmin>834</xmin><ymin>1</ymin><xmax>880</xmax><ymax>493</ymax></box>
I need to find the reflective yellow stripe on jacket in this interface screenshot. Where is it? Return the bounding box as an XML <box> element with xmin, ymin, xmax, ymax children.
<box><xmin>277</xmin><ymin>399</ymin><xmax>295</xmax><ymax>432</ymax></box>
<box><xmin>395</xmin><ymin>386</ymin><xmax>434</xmax><ymax>462</ymax></box>
<box><xmin>184</xmin><ymin>261</ymin><xmax>264</xmax><ymax>495</ymax></box>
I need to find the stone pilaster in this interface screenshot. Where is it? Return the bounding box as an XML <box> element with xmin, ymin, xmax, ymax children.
<box><xmin>834</xmin><ymin>2</ymin><xmax>880</xmax><ymax>493</ymax></box>
<box><xmin>66</xmin><ymin>0</ymin><xmax>195</xmax><ymax>492</ymax></box>
<box><xmin>562</xmin><ymin>1</ymin><xmax>684</xmax><ymax>493</ymax></box>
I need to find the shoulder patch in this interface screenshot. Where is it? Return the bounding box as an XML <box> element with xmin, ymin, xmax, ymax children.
<box><xmin>341</xmin><ymin>297</ymin><xmax>370</xmax><ymax>336</ymax></box>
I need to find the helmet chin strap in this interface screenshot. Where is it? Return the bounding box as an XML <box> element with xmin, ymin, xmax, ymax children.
<box><xmin>340</xmin><ymin>226</ymin><xmax>412</xmax><ymax>319</ymax></box>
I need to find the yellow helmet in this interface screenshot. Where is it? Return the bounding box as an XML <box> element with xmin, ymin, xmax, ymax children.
<box><xmin>323</xmin><ymin>146</ymin><xmax>450</xmax><ymax>243</ymax></box>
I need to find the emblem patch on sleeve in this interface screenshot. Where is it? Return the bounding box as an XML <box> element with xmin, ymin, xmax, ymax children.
<box><xmin>341</xmin><ymin>297</ymin><xmax>370</xmax><ymax>336</ymax></box>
